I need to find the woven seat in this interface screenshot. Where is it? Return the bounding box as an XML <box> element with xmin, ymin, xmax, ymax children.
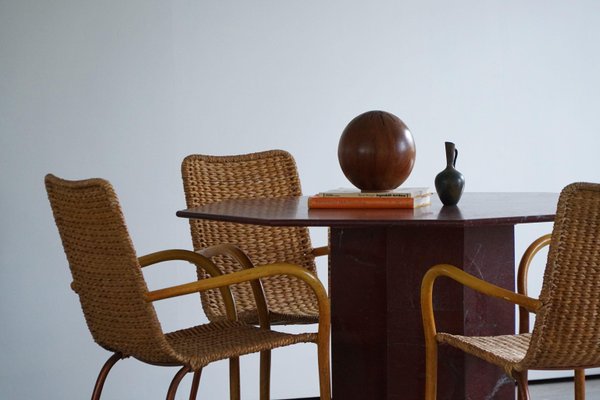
<box><xmin>181</xmin><ymin>150</ymin><xmax>327</xmax><ymax>326</ymax></box>
<box><xmin>421</xmin><ymin>182</ymin><xmax>600</xmax><ymax>400</ymax></box>
<box><xmin>436</xmin><ymin>333</ymin><xmax>532</xmax><ymax>370</ymax></box>
<box><xmin>164</xmin><ymin>320</ymin><xmax>317</xmax><ymax>370</ymax></box>
<box><xmin>45</xmin><ymin>174</ymin><xmax>331</xmax><ymax>400</ymax></box>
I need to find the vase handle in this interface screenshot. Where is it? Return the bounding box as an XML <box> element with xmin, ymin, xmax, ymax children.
<box><xmin>453</xmin><ymin>148</ymin><xmax>458</xmax><ymax>167</ymax></box>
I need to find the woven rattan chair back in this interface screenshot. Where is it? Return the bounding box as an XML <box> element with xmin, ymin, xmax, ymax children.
<box><xmin>45</xmin><ymin>174</ymin><xmax>174</xmax><ymax>364</ymax></box>
<box><xmin>522</xmin><ymin>182</ymin><xmax>600</xmax><ymax>369</ymax></box>
<box><xmin>181</xmin><ymin>150</ymin><xmax>319</xmax><ymax>324</ymax></box>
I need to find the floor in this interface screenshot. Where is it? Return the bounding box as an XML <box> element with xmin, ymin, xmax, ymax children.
<box><xmin>284</xmin><ymin>378</ymin><xmax>600</xmax><ymax>399</ymax></box>
<box><xmin>529</xmin><ymin>377</ymin><xmax>600</xmax><ymax>399</ymax></box>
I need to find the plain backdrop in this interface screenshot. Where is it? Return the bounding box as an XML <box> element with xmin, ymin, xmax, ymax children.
<box><xmin>2</xmin><ymin>0</ymin><xmax>600</xmax><ymax>398</ymax></box>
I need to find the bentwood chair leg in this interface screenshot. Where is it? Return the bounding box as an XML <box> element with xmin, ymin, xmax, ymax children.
<box><xmin>517</xmin><ymin>371</ymin><xmax>529</xmax><ymax>400</ymax></box>
<box><xmin>317</xmin><ymin>341</ymin><xmax>332</xmax><ymax>400</ymax></box>
<box><xmin>515</xmin><ymin>372</ymin><xmax>530</xmax><ymax>400</ymax></box>
<box><xmin>189</xmin><ymin>370</ymin><xmax>202</xmax><ymax>400</ymax></box>
<box><xmin>229</xmin><ymin>357</ymin><xmax>241</xmax><ymax>400</ymax></box>
<box><xmin>575</xmin><ymin>369</ymin><xmax>585</xmax><ymax>400</ymax></box>
<box><xmin>424</xmin><ymin>341</ymin><xmax>438</xmax><ymax>400</ymax></box>
<box><xmin>91</xmin><ymin>352</ymin><xmax>123</xmax><ymax>400</ymax></box>
<box><xmin>259</xmin><ymin>350</ymin><xmax>271</xmax><ymax>400</ymax></box>
<box><xmin>167</xmin><ymin>366</ymin><xmax>191</xmax><ymax>400</ymax></box>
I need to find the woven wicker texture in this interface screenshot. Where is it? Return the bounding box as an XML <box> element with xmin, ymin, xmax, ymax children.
<box><xmin>181</xmin><ymin>150</ymin><xmax>319</xmax><ymax>324</ymax></box>
<box><xmin>437</xmin><ymin>333</ymin><xmax>531</xmax><ymax>376</ymax></box>
<box><xmin>522</xmin><ymin>182</ymin><xmax>600</xmax><ymax>369</ymax></box>
<box><xmin>166</xmin><ymin>320</ymin><xmax>316</xmax><ymax>371</ymax></box>
<box><xmin>45</xmin><ymin>174</ymin><xmax>318</xmax><ymax>370</ymax></box>
<box><xmin>437</xmin><ymin>182</ymin><xmax>600</xmax><ymax>375</ymax></box>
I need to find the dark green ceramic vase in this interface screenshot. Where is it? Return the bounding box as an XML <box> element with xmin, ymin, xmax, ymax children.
<box><xmin>434</xmin><ymin>142</ymin><xmax>465</xmax><ymax>206</ymax></box>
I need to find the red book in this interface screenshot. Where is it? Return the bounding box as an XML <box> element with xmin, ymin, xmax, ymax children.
<box><xmin>308</xmin><ymin>194</ymin><xmax>431</xmax><ymax>209</ymax></box>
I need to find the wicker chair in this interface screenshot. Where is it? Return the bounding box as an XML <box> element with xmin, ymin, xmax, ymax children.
<box><xmin>421</xmin><ymin>182</ymin><xmax>600</xmax><ymax>400</ymax></box>
<box><xmin>45</xmin><ymin>174</ymin><xmax>331</xmax><ymax>400</ymax></box>
<box><xmin>181</xmin><ymin>150</ymin><xmax>328</xmax><ymax>326</ymax></box>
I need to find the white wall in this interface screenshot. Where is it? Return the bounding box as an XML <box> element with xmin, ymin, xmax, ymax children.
<box><xmin>2</xmin><ymin>0</ymin><xmax>600</xmax><ymax>398</ymax></box>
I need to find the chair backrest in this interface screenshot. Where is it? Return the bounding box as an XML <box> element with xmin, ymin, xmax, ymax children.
<box><xmin>181</xmin><ymin>150</ymin><xmax>317</xmax><ymax>320</ymax></box>
<box><xmin>524</xmin><ymin>182</ymin><xmax>600</xmax><ymax>369</ymax></box>
<box><xmin>45</xmin><ymin>174</ymin><xmax>173</xmax><ymax>362</ymax></box>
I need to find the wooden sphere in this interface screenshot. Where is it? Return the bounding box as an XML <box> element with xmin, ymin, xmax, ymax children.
<box><xmin>337</xmin><ymin>110</ymin><xmax>416</xmax><ymax>191</ymax></box>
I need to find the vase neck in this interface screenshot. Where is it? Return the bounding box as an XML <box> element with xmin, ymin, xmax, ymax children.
<box><xmin>445</xmin><ymin>142</ymin><xmax>457</xmax><ymax>167</ymax></box>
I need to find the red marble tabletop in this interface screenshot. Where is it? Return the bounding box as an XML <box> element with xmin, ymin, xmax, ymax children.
<box><xmin>176</xmin><ymin>192</ymin><xmax>558</xmax><ymax>227</ymax></box>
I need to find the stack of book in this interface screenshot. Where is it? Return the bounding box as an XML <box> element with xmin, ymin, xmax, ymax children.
<box><xmin>308</xmin><ymin>187</ymin><xmax>432</xmax><ymax>209</ymax></box>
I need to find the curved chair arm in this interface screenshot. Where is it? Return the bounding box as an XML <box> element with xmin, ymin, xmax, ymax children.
<box><xmin>138</xmin><ymin>249</ymin><xmax>239</xmax><ymax>322</ymax></box>
<box><xmin>145</xmin><ymin>262</ymin><xmax>332</xmax><ymax>400</ymax></box>
<box><xmin>517</xmin><ymin>234</ymin><xmax>551</xmax><ymax>334</ymax></box>
<box><xmin>311</xmin><ymin>246</ymin><xmax>330</xmax><ymax>257</ymax></box>
<box><xmin>146</xmin><ymin>263</ymin><xmax>329</xmax><ymax>335</ymax></box>
<box><xmin>196</xmin><ymin>244</ymin><xmax>270</xmax><ymax>329</ymax></box>
<box><xmin>421</xmin><ymin>264</ymin><xmax>541</xmax><ymax>342</ymax></box>
<box><xmin>197</xmin><ymin>243</ymin><xmax>254</xmax><ymax>268</ymax></box>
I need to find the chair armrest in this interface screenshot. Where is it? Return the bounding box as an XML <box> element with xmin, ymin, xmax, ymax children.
<box><xmin>196</xmin><ymin>243</ymin><xmax>269</xmax><ymax>329</ymax></box>
<box><xmin>197</xmin><ymin>243</ymin><xmax>254</xmax><ymax>269</ymax></box>
<box><xmin>517</xmin><ymin>233</ymin><xmax>551</xmax><ymax>333</ymax></box>
<box><xmin>137</xmin><ymin>249</ymin><xmax>238</xmax><ymax>321</ymax></box>
<box><xmin>421</xmin><ymin>264</ymin><xmax>541</xmax><ymax>342</ymax></box>
<box><xmin>311</xmin><ymin>246</ymin><xmax>330</xmax><ymax>257</ymax></box>
<box><xmin>145</xmin><ymin>263</ymin><xmax>331</xmax><ymax>341</ymax></box>
<box><xmin>517</xmin><ymin>234</ymin><xmax>552</xmax><ymax>297</ymax></box>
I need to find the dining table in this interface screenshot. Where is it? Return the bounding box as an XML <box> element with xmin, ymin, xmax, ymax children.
<box><xmin>177</xmin><ymin>192</ymin><xmax>558</xmax><ymax>400</ymax></box>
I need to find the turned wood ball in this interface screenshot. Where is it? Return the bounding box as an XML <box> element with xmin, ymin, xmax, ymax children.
<box><xmin>337</xmin><ymin>110</ymin><xmax>416</xmax><ymax>191</ymax></box>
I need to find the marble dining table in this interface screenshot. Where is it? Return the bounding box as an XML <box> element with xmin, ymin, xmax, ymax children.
<box><xmin>177</xmin><ymin>192</ymin><xmax>558</xmax><ymax>400</ymax></box>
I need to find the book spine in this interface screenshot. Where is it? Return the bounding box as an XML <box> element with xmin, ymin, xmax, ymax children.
<box><xmin>308</xmin><ymin>196</ymin><xmax>429</xmax><ymax>209</ymax></box>
<box><xmin>319</xmin><ymin>192</ymin><xmax>412</xmax><ymax>198</ymax></box>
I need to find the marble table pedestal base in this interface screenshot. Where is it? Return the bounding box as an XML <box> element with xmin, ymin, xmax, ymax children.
<box><xmin>330</xmin><ymin>225</ymin><xmax>516</xmax><ymax>400</ymax></box>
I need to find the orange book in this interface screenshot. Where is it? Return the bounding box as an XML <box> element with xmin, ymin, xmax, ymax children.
<box><xmin>308</xmin><ymin>194</ymin><xmax>431</xmax><ymax>209</ymax></box>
